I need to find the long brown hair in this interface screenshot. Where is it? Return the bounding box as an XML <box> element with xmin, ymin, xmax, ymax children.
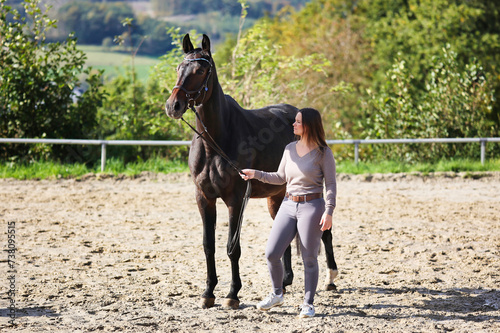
<box><xmin>297</xmin><ymin>108</ymin><xmax>328</xmax><ymax>151</ymax></box>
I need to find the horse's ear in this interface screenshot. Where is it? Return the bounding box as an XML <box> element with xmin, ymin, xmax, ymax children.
<box><xmin>202</xmin><ymin>34</ymin><xmax>211</xmax><ymax>55</ymax></box>
<box><xmin>182</xmin><ymin>34</ymin><xmax>194</xmax><ymax>54</ymax></box>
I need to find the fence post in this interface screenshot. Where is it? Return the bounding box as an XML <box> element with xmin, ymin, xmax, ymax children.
<box><xmin>354</xmin><ymin>141</ymin><xmax>360</xmax><ymax>165</ymax></box>
<box><xmin>101</xmin><ymin>143</ymin><xmax>106</xmax><ymax>172</ymax></box>
<box><xmin>480</xmin><ymin>139</ymin><xmax>486</xmax><ymax>165</ymax></box>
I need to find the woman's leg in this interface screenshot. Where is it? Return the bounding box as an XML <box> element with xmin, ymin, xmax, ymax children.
<box><xmin>265</xmin><ymin>199</ymin><xmax>298</xmax><ymax>296</ymax></box>
<box><xmin>297</xmin><ymin>198</ymin><xmax>325</xmax><ymax>304</ymax></box>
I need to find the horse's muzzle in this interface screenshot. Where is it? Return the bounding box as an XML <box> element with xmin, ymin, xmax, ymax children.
<box><xmin>165</xmin><ymin>97</ymin><xmax>187</xmax><ymax>119</ymax></box>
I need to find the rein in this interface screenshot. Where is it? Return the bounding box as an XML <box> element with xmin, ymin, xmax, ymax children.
<box><xmin>182</xmin><ymin>105</ymin><xmax>251</xmax><ymax>256</ymax></box>
<box><xmin>182</xmin><ymin>106</ymin><xmax>242</xmax><ymax>175</ymax></box>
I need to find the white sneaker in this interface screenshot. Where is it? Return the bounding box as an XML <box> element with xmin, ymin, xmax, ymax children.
<box><xmin>257</xmin><ymin>293</ymin><xmax>284</xmax><ymax>311</ymax></box>
<box><xmin>298</xmin><ymin>303</ymin><xmax>315</xmax><ymax>318</ymax></box>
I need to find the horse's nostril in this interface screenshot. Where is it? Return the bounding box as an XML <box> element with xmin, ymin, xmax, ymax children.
<box><xmin>174</xmin><ymin>101</ymin><xmax>181</xmax><ymax>112</ymax></box>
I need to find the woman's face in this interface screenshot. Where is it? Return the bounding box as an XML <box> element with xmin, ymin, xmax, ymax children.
<box><xmin>293</xmin><ymin>112</ymin><xmax>303</xmax><ymax>137</ymax></box>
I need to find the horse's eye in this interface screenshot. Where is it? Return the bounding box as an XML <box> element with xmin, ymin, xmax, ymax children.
<box><xmin>196</xmin><ymin>69</ymin><xmax>205</xmax><ymax>75</ymax></box>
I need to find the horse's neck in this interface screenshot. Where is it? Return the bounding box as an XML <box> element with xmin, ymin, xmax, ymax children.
<box><xmin>196</xmin><ymin>83</ymin><xmax>228</xmax><ymax>143</ymax></box>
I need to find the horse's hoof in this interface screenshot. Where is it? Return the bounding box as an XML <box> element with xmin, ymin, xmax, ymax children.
<box><xmin>222</xmin><ymin>298</ymin><xmax>240</xmax><ymax>309</ymax></box>
<box><xmin>325</xmin><ymin>283</ymin><xmax>337</xmax><ymax>291</ymax></box>
<box><xmin>200</xmin><ymin>297</ymin><xmax>215</xmax><ymax>309</ymax></box>
<box><xmin>324</xmin><ymin>269</ymin><xmax>339</xmax><ymax>290</ymax></box>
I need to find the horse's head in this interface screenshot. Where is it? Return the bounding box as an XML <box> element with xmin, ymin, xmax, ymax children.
<box><xmin>165</xmin><ymin>34</ymin><xmax>214</xmax><ymax>119</ymax></box>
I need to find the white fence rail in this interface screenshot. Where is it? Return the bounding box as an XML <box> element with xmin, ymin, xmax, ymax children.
<box><xmin>0</xmin><ymin>138</ymin><xmax>190</xmax><ymax>172</ymax></box>
<box><xmin>325</xmin><ymin>137</ymin><xmax>500</xmax><ymax>165</ymax></box>
<box><xmin>1</xmin><ymin>137</ymin><xmax>499</xmax><ymax>171</ymax></box>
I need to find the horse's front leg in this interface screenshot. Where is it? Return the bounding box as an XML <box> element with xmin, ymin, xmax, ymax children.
<box><xmin>322</xmin><ymin>229</ymin><xmax>338</xmax><ymax>291</ymax></box>
<box><xmin>222</xmin><ymin>194</ymin><xmax>245</xmax><ymax>309</ymax></box>
<box><xmin>196</xmin><ymin>189</ymin><xmax>218</xmax><ymax>308</ymax></box>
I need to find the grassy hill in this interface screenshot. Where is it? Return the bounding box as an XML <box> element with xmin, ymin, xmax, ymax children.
<box><xmin>79</xmin><ymin>45</ymin><xmax>160</xmax><ymax>82</ymax></box>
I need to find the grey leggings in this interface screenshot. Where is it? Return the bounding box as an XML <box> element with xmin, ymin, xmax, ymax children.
<box><xmin>266</xmin><ymin>197</ymin><xmax>325</xmax><ymax>305</ymax></box>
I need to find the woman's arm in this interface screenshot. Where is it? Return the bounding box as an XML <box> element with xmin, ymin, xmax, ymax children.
<box><xmin>240</xmin><ymin>147</ymin><xmax>288</xmax><ymax>185</ymax></box>
<box><xmin>322</xmin><ymin>147</ymin><xmax>337</xmax><ymax>216</ymax></box>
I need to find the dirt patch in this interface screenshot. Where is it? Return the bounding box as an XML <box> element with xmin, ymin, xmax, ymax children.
<box><xmin>1</xmin><ymin>172</ymin><xmax>499</xmax><ymax>332</ymax></box>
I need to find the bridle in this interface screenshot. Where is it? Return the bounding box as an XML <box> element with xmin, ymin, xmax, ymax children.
<box><xmin>173</xmin><ymin>55</ymin><xmax>244</xmax><ymax>174</ymax></box>
<box><xmin>172</xmin><ymin>57</ymin><xmax>212</xmax><ymax>107</ymax></box>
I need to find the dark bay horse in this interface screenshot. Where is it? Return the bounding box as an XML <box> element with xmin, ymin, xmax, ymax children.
<box><xmin>165</xmin><ymin>34</ymin><xmax>337</xmax><ymax>309</ymax></box>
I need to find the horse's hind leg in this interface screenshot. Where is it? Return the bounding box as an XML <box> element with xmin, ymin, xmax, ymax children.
<box><xmin>196</xmin><ymin>189</ymin><xmax>218</xmax><ymax>308</ymax></box>
<box><xmin>266</xmin><ymin>194</ymin><xmax>294</xmax><ymax>291</ymax></box>
<box><xmin>322</xmin><ymin>229</ymin><xmax>338</xmax><ymax>291</ymax></box>
<box><xmin>282</xmin><ymin>244</ymin><xmax>294</xmax><ymax>290</ymax></box>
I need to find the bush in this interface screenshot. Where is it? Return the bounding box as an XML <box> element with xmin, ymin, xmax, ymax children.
<box><xmin>0</xmin><ymin>0</ymin><xmax>105</xmax><ymax>163</ymax></box>
<box><xmin>95</xmin><ymin>28</ymin><xmax>195</xmax><ymax>163</ymax></box>
<box><xmin>362</xmin><ymin>46</ymin><xmax>497</xmax><ymax>163</ymax></box>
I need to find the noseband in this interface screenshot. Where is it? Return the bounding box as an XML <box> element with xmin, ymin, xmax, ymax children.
<box><xmin>172</xmin><ymin>57</ymin><xmax>212</xmax><ymax>106</ymax></box>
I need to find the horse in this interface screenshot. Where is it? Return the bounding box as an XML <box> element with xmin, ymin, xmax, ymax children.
<box><xmin>165</xmin><ymin>34</ymin><xmax>338</xmax><ymax>309</ymax></box>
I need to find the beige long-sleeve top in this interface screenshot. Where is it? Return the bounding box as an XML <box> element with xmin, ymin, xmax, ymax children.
<box><xmin>254</xmin><ymin>141</ymin><xmax>337</xmax><ymax>215</ymax></box>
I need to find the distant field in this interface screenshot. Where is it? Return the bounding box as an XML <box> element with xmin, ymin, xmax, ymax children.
<box><xmin>79</xmin><ymin>45</ymin><xmax>160</xmax><ymax>82</ymax></box>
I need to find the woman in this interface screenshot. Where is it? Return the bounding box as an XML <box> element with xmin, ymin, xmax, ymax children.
<box><xmin>241</xmin><ymin>108</ymin><xmax>337</xmax><ymax>318</ymax></box>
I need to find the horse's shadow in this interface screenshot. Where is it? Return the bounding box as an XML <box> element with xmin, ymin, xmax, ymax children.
<box><xmin>332</xmin><ymin>287</ymin><xmax>500</xmax><ymax>322</ymax></box>
<box><xmin>0</xmin><ymin>306</ymin><xmax>60</xmax><ymax>318</ymax></box>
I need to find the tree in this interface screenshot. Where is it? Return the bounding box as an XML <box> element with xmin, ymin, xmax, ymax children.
<box><xmin>362</xmin><ymin>46</ymin><xmax>497</xmax><ymax>162</ymax></box>
<box><xmin>218</xmin><ymin>20</ymin><xmax>332</xmax><ymax>109</ymax></box>
<box><xmin>96</xmin><ymin>27</ymin><xmax>195</xmax><ymax>162</ymax></box>
<box><xmin>57</xmin><ymin>1</ymin><xmax>135</xmax><ymax>45</ymax></box>
<box><xmin>360</xmin><ymin>0</ymin><xmax>500</xmax><ymax>127</ymax></box>
<box><xmin>0</xmin><ymin>0</ymin><xmax>105</xmax><ymax>162</ymax></box>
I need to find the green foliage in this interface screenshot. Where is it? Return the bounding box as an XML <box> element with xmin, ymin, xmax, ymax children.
<box><xmin>56</xmin><ymin>1</ymin><xmax>173</xmax><ymax>56</ymax></box>
<box><xmin>217</xmin><ymin>20</ymin><xmax>333</xmax><ymax>109</ymax></box>
<box><xmin>3</xmin><ymin>156</ymin><xmax>499</xmax><ymax>180</ymax></box>
<box><xmin>96</xmin><ymin>70</ymin><xmax>187</xmax><ymax>162</ymax></box>
<box><xmin>0</xmin><ymin>0</ymin><xmax>105</xmax><ymax>162</ymax></box>
<box><xmin>52</xmin><ymin>0</ymin><xmax>310</xmax><ymax>56</ymax></box>
<box><xmin>230</xmin><ymin>0</ymin><xmax>499</xmax><ymax>162</ymax></box>
<box><xmin>134</xmin><ymin>15</ymin><xmax>173</xmax><ymax>56</ymax></box>
<box><xmin>4</xmin><ymin>0</ymin><xmax>499</xmax><ymax>167</ymax></box>
<box><xmin>150</xmin><ymin>0</ymin><xmax>306</xmax><ymax>17</ymax></box>
<box><xmin>362</xmin><ymin>46</ymin><xmax>497</xmax><ymax>162</ymax></box>
<box><xmin>0</xmin><ymin>156</ymin><xmax>189</xmax><ymax>179</ymax></box>
<box><xmin>57</xmin><ymin>1</ymin><xmax>135</xmax><ymax>45</ymax></box>
<box><xmin>361</xmin><ymin>0</ymin><xmax>500</xmax><ymax>83</ymax></box>
<box><xmin>95</xmin><ymin>28</ymin><xmax>196</xmax><ymax>162</ymax></box>
<box><xmin>102</xmin><ymin>157</ymin><xmax>189</xmax><ymax>176</ymax></box>
<box><xmin>359</xmin><ymin>0</ymin><xmax>500</xmax><ymax>126</ymax></box>
<box><xmin>338</xmin><ymin>158</ymin><xmax>500</xmax><ymax>175</ymax></box>
<box><xmin>231</xmin><ymin>0</ymin><xmax>370</xmax><ymax>138</ymax></box>
<box><xmin>0</xmin><ymin>159</ymin><xmax>93</xmax><ymax>180</ymax></box>
<box><xmin>423</xmin><ymin>47</ymin><xmax>496</xmax><ymax>139</ymax></box>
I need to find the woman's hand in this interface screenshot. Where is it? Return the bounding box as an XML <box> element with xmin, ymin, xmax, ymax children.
<box><xmin>320</xmin><ymin>213</ymin><xmax>332</xmax><ymax>231</ymax></box>
<box><xmin>240</xmin><ymin>169</ymin><xmax>255</xmax><ymax>181</ymax></box>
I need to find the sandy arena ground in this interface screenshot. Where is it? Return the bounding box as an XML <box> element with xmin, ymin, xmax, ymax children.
<box><xmin>1</xmin><ymin>172</ymin><xmax>499</xmax><ymax>332</ymax></box>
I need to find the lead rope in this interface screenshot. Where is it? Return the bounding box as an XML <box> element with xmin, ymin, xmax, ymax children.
<box><xmin>181</xmin><ymin>106</ymin><xmax>251</xmax><ymax>256</ymax></box>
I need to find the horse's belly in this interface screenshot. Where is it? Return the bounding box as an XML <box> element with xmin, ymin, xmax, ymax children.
<box><xmin>250</xmin><ymin>181</ymin><xmax>285</xmax><ymax>198</ymax></box>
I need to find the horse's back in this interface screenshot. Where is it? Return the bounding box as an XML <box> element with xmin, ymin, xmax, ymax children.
<box><xmin>225</xmin><ymin>95</ymin><xmax>297</xmax><ymax>132</ymax></box>
<box><xmin>251</xmin><ymin>103</ymin><xmax>298</xmax><ymax>122</ymax></box>
<box><xmin>222</xmin><ymin>96</ymin><xmax>297</xmax><ymax>179</ymax></box>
